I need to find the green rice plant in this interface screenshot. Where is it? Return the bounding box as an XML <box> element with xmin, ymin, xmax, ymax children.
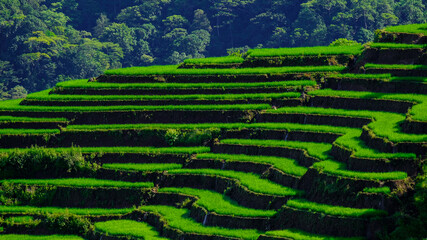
<box><xmin>196</xmin><ymin>153</ymin><xmax>307</xmax><ymax>176</ymax></box>
<box><xmin>183</xmin><ymin>56</ymin><xmax>244</xmax><ymax>64</ymax></box>
<box><xmin>246</xmin><ymin>45</ymin><xmax>363</xmax><ymax>57</ymax></box>
<box><xmin>138</xmin><ymin>205</ymin><xmax>262</xmax><ymax>239</ymax></box>
<box><xmin>286</xmin><ymin>199</ymin><xmax>388</xmax><ymax>218</ymax></box>
<box><xmin>0</xmin><ymin>235</ymin><xmax>85</xmax><ymax>240</ymax></box>
<box><xmin>0</xmin><ymin>206</ymin><xmax>134</xmax><ymax>215</ymax></box>
<box><xmin>102</xmin><ymin>163</ymin><xmax>183</xmax><ymax>172</ymax></box>
<box><xmin>167</xmin><ymin>168</ymin><xmax>302</xmax><ymax>196</ymax></box>
<box><xmin>26</xmin><ymin>91</ymin><xmax>301</xmax><ymax>101</ymax></box>
<box><xmin>0</xmin><ymin>99</ymin><xmax>271</xmax><ymax>112</ymax></box>
<box><xmin>329</xmin><ymin>73</ymin><xmax>392</xmax><ymax>79</ymax></box>
<box><xmin>0</xmin><ymin>178</ymin><xmax>154</xmax><ymax>188</ymax></box>
<box><xmin>104</xmin><ymin>65</ymin><xmax>345</xmax><ymax>76</ymax></box>
<box><xmin>369</xmin><ymin>43</ymin><xmax>427</xmax><ymax>49</ymax></box>
<box><xmin>267</xmin><ymin>107</ymin><xmax>427</xmax><ymax>143</ymax></box>
<box><xmin>159</xmin><ymin>187</ymin><xmax>276</xmax><ymax>217</ymax></box>
<box><xmin>0</xmin><ymin>146</ymin><xmax>210</xmax><ymax>155</ymax></box>
<box><xmin>362</xmin><ymin>187</ymin><xmax>391</xmax><ymax>194</ymax></box>
<box><xmin>265</xmin><ymin>228</ymin><xmax>364</xmax><ymax>240</ymax></box>
<box><xmin>95</xmin><ymin>220</ymin><xmax>167</xmax><ymax>239</ymax></box>
<box><xmin>55</xmin><ymin>80</ymin><xmax>316</xmax><ymax>89</ymax></box>
<box><xmin>390</xmin><ymin>76</ymin><xmax>427</xmax><ymax>83</ymax></box>
<box><xmin>384</xmin><ymin>23</ymin><xmax>427</xmax><ymax>34</ymax></box>
<box><xmin>0</xmin><ymin>116</ymin><xmax>67</xmax><ymax>122</ymax></box>
<box><xmin>3</xmin><ymin>216</ymin><xmax>35</xmax><ymax>224</ymax></box>
<box><xmin>313</xmin><ymin>160</ymin><xmax>408</xmax><ymax>180</ymax></box>
<box><xmin>220</xmin><ymin>138</ymin><xmax>332</xmax><ymax>161</ymax></box>
<box><xmin>0</xmin><ymin>129</ymin><xmax>60</xmax><ymax>135</ymax></box>
<box><xmin>364</xmin><ymin>63</ymin><xmax>427</xmax><ymax>70</ymax></box>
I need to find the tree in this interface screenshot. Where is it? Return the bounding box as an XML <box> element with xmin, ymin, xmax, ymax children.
<box><xmin>190</xmin><ymin>9</ymin><xmax>212</xmax><ymax>32</ymax></box>
<box><xmin>93</xmin><ymin>13</ymin><xmax>110</xmax><ymax>38</ymax></box>
<box><xmin>396</xmin><ymin>0</ymin><xmax>426</xmax><ymax>24</ymax></box>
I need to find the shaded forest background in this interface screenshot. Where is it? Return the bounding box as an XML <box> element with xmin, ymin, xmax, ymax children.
<box><xmin>0</xmin><ymin>0</ymin><xmax>426</xmax><ymax>98</ymax></box>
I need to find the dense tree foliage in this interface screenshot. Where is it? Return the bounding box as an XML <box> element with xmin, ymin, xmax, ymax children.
<box><xmin>0</xmin><ymin>0</ymin><xmax>426</xmax><ymax>96</ymax></box>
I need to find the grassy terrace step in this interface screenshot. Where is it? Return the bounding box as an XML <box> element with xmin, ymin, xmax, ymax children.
<box><xmin>329</xmin><ymin>73</ymin><xmax>427</xmax><ymax>83</ymax></box>
<box><xmin>0</xmin><ymin>99</ymin><xmax>271</xmax><ymax>112</ymax></box>
<box><xmin>263</xmin><ymin>229</ymin><xmax>364</xmax><ymax>240</ymax></box>
<box><xmin>220</xmin><ymin>139</ymin><xmax>332</xmax><ymax>161</ymax></box>
<box><xmin>246</xmin><ymin>45</ymin><xmax>363</xmax><ymax>57</ymax></box>
<box><xmin>0</xmin><ymin>178</ymin><xmax>154</xmax><ymax>188</ymax></box>
<box><xmin>158</xmin><ymin>187</ymin><xmax>276</xmax><ymax>217</ymax></box>
<box><xmin>285</xmin><ymin>199</ymin><xmax>387</xmax><ymax>218</ymax></box>
<box><xmin>183</xmin><ymin>56</ymin><xmax>244</xmax><ymax>64</ymax></box>
<box><xmin>365</xmin><ymin>64</ymin><xmax>427</xmax><ymax>70</ymax></box>
<box><xmin>137</xmin><ymin>205</ymin><xmax>262</xmax><ymax>239</ymax></box>
<box><xmin>0</xmin><ymin>116</ymin><xmax>68</xmax><ymax>122</ymax></box>
<box><xmin>54</xmin><ymin>79</ymin><xmax>316</xmax><ymax>89</ymax></box>
<box><xmin>196</xmin><ymin>153</ymin><xmax>308</xmax><ymax>177</ymax></box>
<box><xmin>368</xmin><ymin>43</ymin><xmax>427</xmax><ymax>49</ymax></box>
<box><xmin>362</xmin><ymin>186</ymin><xmax>391</xmax><ymax>194</ymax></box>
<box><xmin>95</xmin><ymin>220</ymin><xmax>168</xmax><ymax>240</ymax></box>
<box><xmin>105</xmin><ymin>164</ymin><xmax>301</xmax><ymax>197</ymax></box>
<box><xmin>264</xmin><ymin>107</ymin><xmax>427</xmax><ymax>143</ymax></box>
<box><xmin>103</xmin><ymin>163</ymin><xmax>183</xmax><ymax>172</ymax></box>
<box><xmin>0</xmin><ymin>235</ymin><xmax>85</xmax><ymax>240</ymax></box>
<box><xmin>104</xmin><ymin>65</ymin><xmax>345</xmax><ymax>76</ymax></box>
<box><xmin>384</xmin><ymin>23</ymin><xmax>427</xmax><ymax>35</ymax></box>
<box><xmin>0</xmin><ymin>129</ymin><xmax>60</xmax><ymax>135</ymax></box>
<box><xmin>0</xmin><ymin>206</ymin><xmax>134</xmax><ymax>216</ymax></box>
<box><xmin>308</xmin><ymin>89</ymin><xmax>427</xmax><ymax>122</ymax></box>
<box><xmin>0</xmin><ymin>147</ymin><xmax>209</xmax><ymax>156</ymax></box>
<box><xmin>313</xmin><ymin>160</ymin><xmax>407</xmax><ymax>180</ymax></box>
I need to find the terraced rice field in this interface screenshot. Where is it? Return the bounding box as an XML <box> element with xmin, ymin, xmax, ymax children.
<box><xmin>0</xmin><ymin>23</ymin><xmax>425</xmax><ymax>240</ymax></box>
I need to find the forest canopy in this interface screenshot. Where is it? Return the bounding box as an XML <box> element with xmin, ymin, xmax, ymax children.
<box><xmin>0</xmin><ymin>0</ymin><xmax>426</xmax><ymax>97</ymax></box>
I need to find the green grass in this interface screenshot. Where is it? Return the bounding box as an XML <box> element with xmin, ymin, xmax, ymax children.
<box><xmin>246</xmin><ymin>45</ymin><xmax>363</xmax><ymax>57</ymax></box>
<box><xmin>265</xmin><ymin>229</ymin><xmax>364</xmax><ymax>240</ymax></box>
<box><xmin>0</xmin><ymin>235</ymin><xmax>85</xmax><ymax>240</ymax></box>
<box><xmin>27</xmin><ymin>91</ymin><xmax>301</xmax><ymax>101</ymax></box>
<box><xmin>0</xmin><ymin>116</ymin><xmax>67</xmax><ymax>122</ymax></box>
<box><xmin>183</xmin><ymin>56</ymin><xmax>244</xmax><ymax>64</ymax></box>
<box><xmin>0</xmin><ymin>206</ymin><xmax>134</xmax><ymax>215</ymax></box>
<box><xmin>313</xmin><ymin>160</ymin><xmax>408</xmax><ymax>180</ymax></box>
<box><xmin>159</xmin><ymin>187</ymin><xmax>276</xmax><ymax>217</ymax></box>
<box><xmin>286</xmin><ymin>199</ymin><xmax>388</xmax><ymax>218</ymax></box>
<box><xmin>365</xmin><ymin>63</ymin><xmax>427</xmax><ymax>70</ymax></box>
<box><xmin>266</xmin><ymin>106</ymin><xmax>427</xmax><ymax>143</ymax></box>
<box><xmin>95</xmin><ymin>220</ymin><xmax>168</xmax><ymax>239</ymax></box>
<box><xmin>391</xmin><ymin>76</ymin><xmax>427</xmax><ymax>83</ymax></box>
<box><xmin>55</xmin><ymin>79</ymin><xmax>316</xmax><ymax>89</ymax></box>
<box><xmin>196</xmin><ymin>153</ymin><xmax>307</xmax><ymax>177</ymax></box>
<box><xmin>102</xmin><ymin>163</ymin><xmax>183</xmax><ymax>172</ymax></box>
<box><xmin>0</xmin><ymin>99</ymin><xmax>271</xmax><ymax>112</ymax></box>
<box><xmin>0</xmin><ymin>178</ymin><xmax>154</xmax><ymax>188</ymax></box>
<box><xmin>3</xmin><ymin>216</ymin><xmax>35</xmax><ymax>223</ymax></box>
<box><xmin>166</xmin><ymin>168</ymin><xmax>302</xmax><ymax>196</ymax></box>
<box><xmin>362</xmin><ymin>186</ymin><xmax>391</xmax><ymax>194</ymax></box>
<box><xmin>138</xmin><ymin>205</ymin><xmax>262</xmax><ymax>239</ymax></box>
<box><xmin>369</xmin><ymin>43</ymin><xmax>427</xmax><ymax>49</ymax></box>
<box><xmin>220</xmin><ymin>138</ymin><xmax>332</xmax><ymax>161</ymax></box>
<box><xmin>384</xmin><ymin>23</ymin><xmax>427</xmax><ymax>34</ymax></box>
<box><xmin>0</xmin><ymin>129</ymin><xmax>60</xmax><ymax>135</ymax></box>
<box><xmin>0</xmin><ymin>146</ymin><xmax>210</xmax><ymax>155</ymax></box>
<box><xmin>104</xmin><ymin>65</ymin><xmax>345</xmax><ymax>76</ymax></box>
<box><xmin>329</xmin><ymin>73</ymin><xmax>392</xmax><ymax>79</ymax></box>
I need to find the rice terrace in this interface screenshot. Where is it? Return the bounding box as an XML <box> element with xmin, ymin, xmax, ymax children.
<box><xmin>0</xmin><ymin>23</ymin><xmax>426</xmax><ymax>240</ymax></box>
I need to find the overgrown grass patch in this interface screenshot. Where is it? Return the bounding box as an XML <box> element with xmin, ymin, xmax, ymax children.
<box><xmin>0</xmin><ymin>235</ymin><xmax>85</xmax><ymax>240</ymax></box>
<box><xmin>0</xmin><ymin>129</ymin><xmax>60</xmax><ymax>135</ymax></box>
<box><xmin>0</xmin><ymin>116</ymin><xmax>67</xmax><ymax>122</ymax></box>
<box><xmin>313</xmin><ymin>160</ymin><xmax>408</xmax><ymax>180</ymax></box>
<box><xmin>246</xmin><ymin>46</ymin><xmax>363</xmax><ymax>57</ymax></box>
<box><xmin>362</xmin><ymin>187</ymin><xmax>391</xmax><ymax>194</ymax></box>
<box><xmin>286</xmin><ymin>199</ymin><xmax>388</xmax><ymax>218</ymax></box>
<box><xmin>196</xmin><ymin>153</ymin><xmax>307</xmax><ymax>176</ymax></box>
<box><xmin>369</xmin><ymin>43</ymin><xmax>427</xmax><ymax>49</ymax></box>
<box><xmin>365</xmin><ymin>63</ymin><xmax>427</xmax><ymax>70</ymax></box>
<box><xmin>329</xmin><ymin>73</ymin><xmax>391</xmax><ymax>79</ymax></box>
<box><xmin>138</xmin><ymin>205</ymin><xmax>262</xmax><ymax>239</ymax></box>
<box><xmin>159</xmin><ymin>187</ymin><xmax>276</xmax><ymax>217</ymax></box>
<box><xmin>104</xmin><ymin>65</ymin><xmax>345</xmax><ymax>76</ymax></box>
<box><xmin>0</xmin><ymin>178</ymin><xmax>154</xmax><ymax>188</ymax></box>
<box><xmin>220</xmin><ymin>139</ymin><xmax>332</xmax><ymax>161</ymax></box>
<box><xmin>167</xmin><ymin>168</ymin><xmax>302</xmax><ymax>196</ymax></box>
<box><xmin>384</xmin><ymin>23</ymin><xmax>427</xmax><ymax>34</ymax></box>
<box><xmin>95</xmin><ymin>220</ymin><xmax>167</xmax><ymax>239</ymax></box>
